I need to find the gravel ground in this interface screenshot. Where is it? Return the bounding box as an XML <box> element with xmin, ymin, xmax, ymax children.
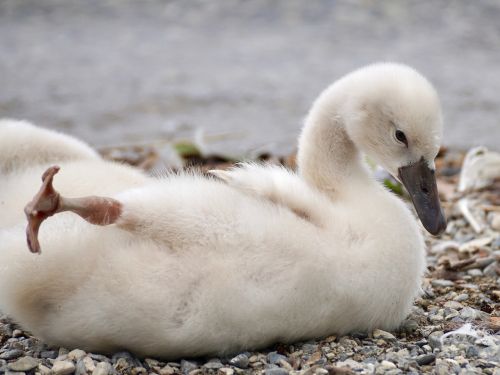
<box><xmin>0</xmin><ymin>147</ymin><xmax>499</xmax><ymax>375</ymax></box>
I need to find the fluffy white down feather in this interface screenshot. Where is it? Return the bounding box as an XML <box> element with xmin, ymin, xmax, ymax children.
<box><xmin>0</xmin><ymin>63</ymin><xmax>443</xmax><ymax>358</ymax></box>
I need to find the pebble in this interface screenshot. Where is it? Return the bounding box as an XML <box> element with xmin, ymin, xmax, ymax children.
<box><xmin>373</xmin><ymin>329</ymin><xmax>396</xmax><ymax>341</ymax></box>
<box><xmin>467</xmin><ymin>269</ymin><xmax>483</xmax><ymax>277</ymax></box>
<box><xmin>7</xmin><ymin>356</ymin><xmax>39</xmax><ymax>372</ymax></box>
<box><xmin>493</xmin><ymin>236</ymin><xmax>500</xmax><ymax>248</ymax></box>
<box><xmin>454</xmin><ymin>293</ymin><xmax>470</xmax><ymax>302</ymax></box>
<box><xmin>429</xmin><ymin>314</ymin><xmax>444</xmax><ymax>323</ymax></box>
<box><xmin>428</xmin><ymin>331</ymin><xmax>444</xmax><ymax>349</ymax></box>
<box><xmin>431</xmin><ymin>241</ymin><xmax>460</xmax><ymax>254</ymax></box>
<box><xmin>51</xmin><ymin>360</ymin><xmax>76</xmax><ymax>375</ymax></box>
<box><xmin>229</xmin><ymin>353</ymin><xmax>249</xmax><ymax>369</ymax></box>
<box><xmin>68</xmin><ymin>348</ymin><xmax>87</xmax><ymax>361</ymax></box>
<box><xmin>483</xmin><ymin>261</ymin><xmax>499</xmax><ymax>276</ymax></box>
<box><xmin>0</xmin><ymin>349</ymin><xmax>24</xmax><ymax>360</ymax></box>
<box><xmin>115</xmin><ymin>357</ymin><xmax>131</xmax><ymax>372</ymax></box>
<box><xmin>444</xmin><ymin>301</ymin><xmax>464</xmax><ymax>310</ymax></box>
<box><xmin>12</xmin><ymin>329</ymin><xmax>23</xmax><ymax>338</ymax></box>
<box><xmin>459</xmin><ymin>237</ymin><xmax>494</xmax><ymax>252</ymax></box>
<box><xmin>89</xmin><ymin>354</ymin><xmax>111</xmax><ymax>363</ymax></box>
<box><xmin>180</xmin><ymin>359</ymin><xmax>198</xmax><ymax>374</ymax></box>
<box><xmin>76</xmin><ymin>356</ymin><xmax>96</xmax><ymax>375</ymax></box>
<box><xmin>159</xmin><ymin>365</ymin><xmax>175</xmax><ymax>375</ymax></box>
<box><xmin>92</xmin><ymin>361</ymin><xmax>112</xmax><ymax>375</ymax></box>
<box><xmin>460</xmin><ymin>306</ymin><xmax>487</xmax><ymax>320</ymax></box>
<box><xmin>491</xmin><ymin>213</ymin><xmax>500</xmax><ymax>231</ymax></box>
<box><xmin>267</xmin><ymin>351</ymin><xmax>289</xmax><ymax>365</ymax></box>
<box><xmin>203</xmin><ymin>359</ymin><xmax>223</xmax><ymax>369</ymax></box>
<box><xmin>301</xmin><ymin>343</ymin><xmax>318</xmax><ymax>353</ymax></box>
<box><xmin>112</xmin><ymin>351</ymin><xmax>140</xmax><ymax>367</ymax></box>
<box><xmin>39</xmin><ymin>364</ymin><xmax>52</xmax><ymax>375</ymax></box>
<box><xmin>40</xmin><ymin>350</ymin><xmax>58</xmax><ymax>359</ymax></box>
<box><xmin>400</xmin><ymin>319</ymin><xmax>419</xmax><ymax>334</ymax></box>
<box><xmin>431</xmin><ymin>279</ymin><xmax>454</xmax><ymax>288</ymax></box>
<box><xmin>379</xmin><ymin>360</ymin><xmax>397</xmax><ymax>370</ymax></box>
<box><xmin>264</xmin><ymin>368</ymin><xmax>289</xmax><ymax>375</ymax></box>
<box><xmin>415</xmin><ymin>354</ymin><xmax>436</xmax><ymax>366</ymax></box>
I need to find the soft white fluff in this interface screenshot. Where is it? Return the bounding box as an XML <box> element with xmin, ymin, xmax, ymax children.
<box><xmin>0</xmin><ymin>63</ymin><xmax>442</xmax><ymax>358</ymax></box>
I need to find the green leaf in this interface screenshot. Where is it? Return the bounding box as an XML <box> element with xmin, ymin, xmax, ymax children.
<box><xmin>173</xmin><ymin>141</ymin><xmax>203</xmax><ymax>159</ymax></box>
<box><xmin>383</xmin><ymin>178</ymin><xmax>403</xmax><ymax>196</ymax></box>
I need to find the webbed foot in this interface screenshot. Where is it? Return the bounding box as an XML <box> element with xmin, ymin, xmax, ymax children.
<box><xmin>24</xmin><ymin>166</ymin><xmax>61</xmax><ymax>254</ymax></box>
<box><xmin>24</xmin><ymin>165</ymin><xmax>123</xmax><ymax>254</ymax></box>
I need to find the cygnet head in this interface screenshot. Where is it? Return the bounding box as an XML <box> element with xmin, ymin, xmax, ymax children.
<box><xmin>342</xmin><ymin>63</ymin><xmax>446</xmax><ymax>235</ymax></box>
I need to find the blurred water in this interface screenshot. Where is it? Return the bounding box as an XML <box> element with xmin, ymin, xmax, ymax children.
<box><xmin>1</xmin><ymin>0</ymin><xmax>499</xmax><ymax>155</ymax></box>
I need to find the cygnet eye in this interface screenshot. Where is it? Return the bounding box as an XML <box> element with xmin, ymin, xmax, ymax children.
<box><xmin>395</xmin><ymin>130</ymin><xmax>408</xmax><ymax>147</ymax></box>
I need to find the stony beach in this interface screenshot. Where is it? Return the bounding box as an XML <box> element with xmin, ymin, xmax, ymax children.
<box><xmin>0</xmin><ymin>145</ymin><xmax>499</xmax><ymax>375</ymax></box>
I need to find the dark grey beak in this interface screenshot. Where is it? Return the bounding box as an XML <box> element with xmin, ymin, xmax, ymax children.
<box><xmin>398</xmin><ymin>158</ymin><xmax>447</xmax><ymax>236</ymax></box>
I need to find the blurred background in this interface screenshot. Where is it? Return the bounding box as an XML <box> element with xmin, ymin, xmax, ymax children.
<box><xmin>1</xmin><ymin>0</ymin><xmax>499</xmax><ymax>156</ymax></box>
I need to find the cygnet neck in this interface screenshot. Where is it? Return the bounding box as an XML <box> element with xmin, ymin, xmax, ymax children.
<box><xmin>297</xmin><ymin>86</ymin><xmax>371</xmax><ymax>198</ymax></box>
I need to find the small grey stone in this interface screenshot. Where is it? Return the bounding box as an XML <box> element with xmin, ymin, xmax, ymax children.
<box><xmin>493</xmin><ymin>236</ymin><xmax>500</xmax><ymax>249</ymax></box>
<box><xmin>264</xmin><ymin>368</ymin><xmax>289</xmax><ymax>375</ymax></box>
<box><xmin>378</xmin><ymin>360</ymin><xmax>397</xmax><ymax>372</ymax></box>
<box><xmin>454</xmin><ymin>293</ymin><xmax>469</xmax><ymax>302</ymax></box>
<box><xmin>55</xmin><ymin>354</ymin><xmax>69</xmax><ymax>362</ymax></box>
<box><xmin>301</xmin><ymin>343</ymin><xmax>318</xmax><ymax>353</ymax></box>
<box><xmin>89</xmin><ymin>354</ymin><xmax>111</xmax><ymax>362</ymax></box>
<box><xmin>144</xmin><ymin>358</ymin><xmax>160</xmax><ymax>368</ymax></box>
<box><xmin>0</xmin><ymin>349</ymin><xmax>24</xmax><ymax>360</ymax></box>
<box><xmin>461</xmin><ymin>283</ymin><xmax>479</xmax><ymax>290</ymax></box>
<box><xmin>483</xmin><ymin>261</ymin><xmax>499</xmax><ymax>277</ymax></box>
<box><xmin>267</xmin><ymin>352</ymin><xmax>289</xmax><ymax>365</ymax></box>
<box><xmin>180</xmin><ymin>359</ymin><xmax>198</xmax><ymax>374</ymax></box>
<box><xmin>0</xmin><ymin>323</ymin><xmax>14</xmax><ymax>336</ymax></box>
<box><xmin>92</xmin><ymin>361</ymin><xmax>112</xmax><ymax>375</ymax></box>
<box><xmin>7</xmin><ymin>356</ymin><xmax>39</xmax><ymax>372</ymax></box>
<box><xmin>351</xmin><ymin>331</ymin><xmax>368</xmax><ymax>339</ymax></box>
<box><xmin>466</xmin><ymin>345</ymin><xmax>480</xmax><ymax>357</ymax></box>
<box><xmin>467</xmin><ymin>269</ymin><xmax>483</xmax><ymax>277</ymax></box>
<box><xmin>431</xmin><ymin>279</ymin><xmax>454</xmax><ymax>288</ymax></box>
<box><xmin>203</xmin><ymin>360</ymin><xmax>223</xmax><ymax>370</ymax></box>
<box><xmin>401</xmin><ymin>319</ymin><xmax>419</xmax><ymax>334</ymax></box>
<box><xmin>415</xmin><ymin>354</ymin><xmax>435</xmax><ymax>366</ymax></box>
<box><xmin>75</xmin><ymin>359</ymin><xmax>88</xmax><ymax>375</ymax></box>
<box><xmin>336</xmin><ymin>359</ymin><xmax>364</xmax><ymax>370</ymax></box>
<box><xmin>444</xmin><ymin>301</ymin><xmax>464</xmax><ymax>310</ymax></box>
<box><xmin>12</xmin><ymin>329</ymin><xmax>23</xmax><ymax>338</ymax></box>
<box><xmin>52</xmin><ymin>360</ymin><xmax>76</xmax><ymax>375</ymax></box>
<box><xmin>373</xmin><ymin>329</ymin><xmax>396</xmax><ymax>341</ymax></box>
<box><xmin>444</xmin><ymin>309</ymin><xmax>459</xmax><ymax>320</ymax></box>
<box><xmin>75</xmin><ymin>357</ymin><xmax>97</xmax><ymax>375</ymax></box>
<box><xmin>429</xmin><ymin>314</ymin><xmax>444</xmax><ymax>323</ymax></box>
<box><xmin>111</xmin><ymin>351</ymin><xmax>137</xmax><ymax>365</ymax></box>
<box><xmin>460</xmin><ymin>306</ymin><xmax>488</xmax><ymax>320</ymax></box>
<box><xmin>229</xmin><ymin>353</ymin><xmax>249</xmax><ymax>369</ymax></box>
<box><xmin>40</xmin><ymin>350</ymin><xmax>58</xmax><ymax>359</ymax></box>
<box><xmin>68</xmin><ymin>349</ymin><xmax>87</xmax><ymax>361</ymax></box>
<box><xmin>428</xmin><ymin>331</ymin><xmax>444</xmax><ymax>349</ymax></box>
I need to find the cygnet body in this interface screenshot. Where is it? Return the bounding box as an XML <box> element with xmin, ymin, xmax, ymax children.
<box><xmin>0</xmin><ymin>63</ymin><xmax>445</xmax><ymax>358</ymax></box>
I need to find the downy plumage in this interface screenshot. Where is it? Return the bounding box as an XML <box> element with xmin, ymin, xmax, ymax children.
<box><xmin>0</xmin><ymin>63</ymin><xmax>445</xmax><ymax>358</ymax></box>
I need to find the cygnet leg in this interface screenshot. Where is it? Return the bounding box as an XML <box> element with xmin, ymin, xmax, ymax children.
<box><xmin>24</xmin><ymin>166</ymin><xmax>122</xmax><ymax>254</ymax></box>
